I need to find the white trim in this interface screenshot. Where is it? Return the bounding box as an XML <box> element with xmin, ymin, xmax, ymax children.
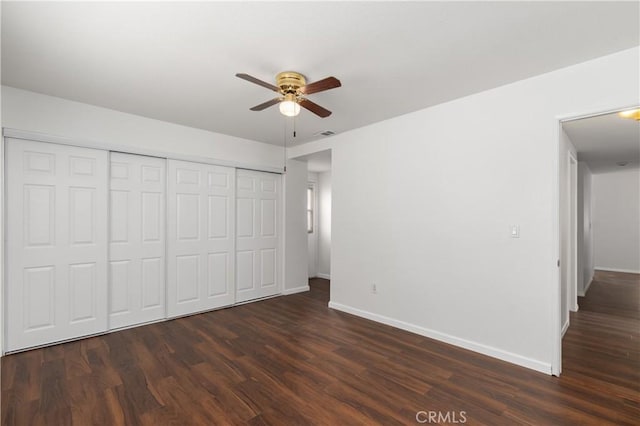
<box><xmin>1</xmin><ymin>135</ymin><xmax>4</xmax><ymax>355</ymax></box>
<box><xmin>328</xmin><ymin>301</ymin><xmax>552</xmax><ymax>375</ymax></box>
<box><xmin>282</xmin><ymin>285</ymin><xmax>310</xmax><ymax>295</ymax></box>
<box><xmin>578</xmin><ymin>270</ymin><xmax>595</xmax><ymax>297</ymax></box>
<box><xmin>281</xmin><ymin>170</ymin><xmax>287</xmax><ymax>300</ymax></box>
<box><xmin>233</xmin><ymin>293</ymin><xmax>281</xmax><ymax>306</ymax></box>
<box><xmin>307</xmin><ymin>179</ymin><xmax>319</xmax><ymax>279</ymax></box>
<box><xmin>568</xmin><ymin>152</ymin><xmax>579</xmax><ymax>313</ymax></box>
<box><xmin>3</xmin><ymin>128</ymin><xmax>283</xmax><ymax>174</ymax></box>
<box><xmin>552</xmin><ymin>120</ymin><xmax>562</xmax><ymax>376</ymax></box>
<box><xmin>584</xmin><ymin>277</ymin><xmax>593</xmax><ymax>294</ymax></box>
<box><xmin>316</xmin><ymin>273</ymin><xmax>331</xmax><ymax>280</ymax></box>
<box><xmin>578</xmin><ymin>274</ymin><xmax>593</xmax><ymax>297</ymax></box>
<box><xmin>556</xmin><ymin>104</ymin><xmax>640</xmax><ymax>123</ymax></box>
<box><xmin>582</xmin><ymin>273</ymin><xmax>594</xmax><ymax>296</ymax></box>
<box><xmin>594</xmin><ymin>266</ymin><xmax>640</xmax><ymax>274</ymax></box>
<box><xmin>561</xmin><ymin>319</ymin><xmax>570</xmax><ymax>337</ymax></box>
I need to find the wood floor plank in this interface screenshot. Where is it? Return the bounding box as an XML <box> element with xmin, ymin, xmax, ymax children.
<box><xmin>2</xmin><ymin>274</ymin><xmax>638</xmax><ymax>425</ymax></box>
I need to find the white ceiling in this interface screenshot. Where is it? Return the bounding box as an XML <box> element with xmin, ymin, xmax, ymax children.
<box><xmin>563</xmin><ymin>111</ymin><xmax>640</xmax><ymax>174</ymax></box>
<box><xmin>2</xmin><ymin>2</ymin><xmax>639</xmax><ymax>147</ymax></box>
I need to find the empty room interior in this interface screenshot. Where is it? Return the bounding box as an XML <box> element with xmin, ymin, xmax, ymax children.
<box><xmin>0</xmin><ymin>2</ymin><xmax>639</xmax><ymax>425</ymax></box>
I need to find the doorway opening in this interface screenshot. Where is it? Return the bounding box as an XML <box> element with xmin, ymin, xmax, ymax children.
<box><xmin>555</xmin><ymin>106</ymin><xmax>640</xmax><ymax>376</ymax></box>
<box><xmin>294</xmin><ymin>150</ymin><xmax>332</xmax><ymax>299</ymax></box>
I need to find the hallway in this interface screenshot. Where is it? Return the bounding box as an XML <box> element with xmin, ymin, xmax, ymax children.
<box><xmin>562</xmin><ymin>270</ymin><xmax>639</xmax><ymax>418</ymax></box>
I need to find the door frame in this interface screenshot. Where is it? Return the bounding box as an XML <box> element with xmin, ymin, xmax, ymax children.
<box><xmin>1</xmin><ymin>134</ymin><xmax>5</xmax><ymax>353</ymax></box>
<box><xmin>568</xmin><ymin>151</ymin><xmax>578</xmax><ymax>315</ymax></box>
<box><xmin>307</xmin><ymin>180</ymin><xmax>318</xmax><ymax>278</ymax></box>
<box><xmin>552</xmin><ymin>104</ymin><xmax>639</xmax><ymax>376</ymax></box>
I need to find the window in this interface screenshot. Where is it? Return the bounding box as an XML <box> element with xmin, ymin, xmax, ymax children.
<box><xmin>307</xmin><ymin>185</ymin><xmax>314</xmax><ymax>233</ymax></box>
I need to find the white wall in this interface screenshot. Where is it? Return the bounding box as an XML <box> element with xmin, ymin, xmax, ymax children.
<box><xmin>317</xmin><ymin>171</ymin><xmax>332</xmax><ymax>279</ymax></box>
<box><xmin>307</xmin><ymin>172</ymin><xmax>319</xmax><ymax>278</ymax></box>
<box><xmin>593</xmin><ymin>168</ymin><xmax>640</xmax><ymax>273</ymax></box>
<box><xmin>2</xmin><ymin>86</ymin><xmax>284</xmax><ymax>170</ymax></box>
<box><xmin>288</xmin><ymin>46</ymin><xmax>640</xmax><ymax>374</ymax></box>
<box><xmin>284</xmin><ymin>159</ymin><xmax>310</xmax><ymax>294</ymax></box>
<box><xmin>577</xmin><ymin>162</ymin><xmax>594</xmax><ymax>295</ymax></box>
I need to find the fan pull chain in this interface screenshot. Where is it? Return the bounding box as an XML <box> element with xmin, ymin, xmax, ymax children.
<box><xmin>283</xmin><ymin>117</ymin><xmax>287</xmax><ymax>173</ymax></box>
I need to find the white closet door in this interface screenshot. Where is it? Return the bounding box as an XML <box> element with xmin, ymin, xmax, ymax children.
<box><xmin>236</xmin><ymin>170</ymin><xmax>282</xmax><ymax>303</ymax></box>
<box><xmin>109</xmin><ymin>153</ymin><xmax>166</xmax><ymax>329</ymax></box>
<box><xmin>6</xmin><ymin>139</ymin><xmax>108</xmax><ymax>352</ymax></box>
<box><xmin>167</xmin><ymin>160</ymin><xmax>235</xmax><ymax>317</ymax></box>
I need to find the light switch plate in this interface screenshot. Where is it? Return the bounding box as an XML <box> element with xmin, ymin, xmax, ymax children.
<box><xmin>511</xmin><ymin>225</ymin><xmax>520</xmax><ymax>238</ymax></box>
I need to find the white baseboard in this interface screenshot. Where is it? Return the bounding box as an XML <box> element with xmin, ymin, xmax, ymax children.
<box><xmin>595</xmin><ymin>266</ymin><xmax>640</xmax><ymax>274</ymax></box>
<box><xmin>316</xmin><ymin>273</ymin><xmax>331</xmax><ymax>280</ymax></box>
<box><xmin>562</xmin><ymin>319</ymin><xmax>570</xmax><ymax>337</ymax></box>
<box><xmin>328</xmin><ymin>301</ymin><xmax>552</xmax><ymax>375</ymax></box>
<box><xmin>584</xmin><ymin>275</ymin><xmax>593</xmax><ymax>294</ymax></box>
<box><xmin>578</xmin><ymin>275</ymin><xmax>594</xmax><ymax>297</ymax></box>
<box><xmin>282</xmin><ymin>285</ymin><xmax>310</xmax><ymax>295</ymax></box>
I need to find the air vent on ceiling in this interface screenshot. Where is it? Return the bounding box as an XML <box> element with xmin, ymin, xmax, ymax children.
<box><xmin>314</xmin><ymin>130</ymin><xmax>335</xmax><ymax>137</ymax></box>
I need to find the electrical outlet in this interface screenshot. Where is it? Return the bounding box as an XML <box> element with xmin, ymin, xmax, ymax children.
<box><xmin>372</xmin><ymin>284</ymin><xmax>377</xmax><ymax>294</ymax></box>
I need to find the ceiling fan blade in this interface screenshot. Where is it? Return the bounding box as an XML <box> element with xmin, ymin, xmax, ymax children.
<box><xmin>236</xmin><ymin>73</ymin><xmax>280</xmax><ymax>92</ymax></box>
<box><xmin>250</xmin><ymin>98</ymin><xmax>281</xmax><ymax>111</ymax></box>
<box><xmin>299</xmin><ymin>76</ymin><xmax>341</xmax><ymax>95</ymax></box>
<box><xmin>299</xmin><ymin>99</ymin><xmax>332</xmax><ymax>118</ymax></box>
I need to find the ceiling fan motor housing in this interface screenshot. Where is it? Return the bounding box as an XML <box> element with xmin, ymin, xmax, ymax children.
<box><xmin>276</xmin><ymin>71</ymin><xmax>306</xmax><ymax>94</ymax></box>
<box><xmin>236</xmin><ymin>70</ymin><xmax>338</xmax><ymax>117</ymax></box>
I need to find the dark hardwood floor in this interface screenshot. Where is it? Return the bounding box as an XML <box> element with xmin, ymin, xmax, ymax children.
<box><xmin>2</xmin><ymin>274</ymin><xmax>639</xmax><ymax>425</ymax></box>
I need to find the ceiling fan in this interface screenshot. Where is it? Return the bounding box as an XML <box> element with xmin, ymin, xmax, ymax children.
<box><xmin>236</xmin><ymin>71</ymin><xmax>341</xmax><ymax>118</ymax></box>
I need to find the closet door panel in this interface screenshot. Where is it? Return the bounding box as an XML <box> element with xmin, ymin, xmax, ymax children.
<box><xmin>108</xmin><ymin>153</ymin><xmax>166</xmax><ymax>329</ymax></box>
<box><xmin>6</xmin><ymin>139</ymin><xmax>108</xmax><ymax>352</ymax></box>
<box><xmin>141</xmin><ymin>258</ymin><xmax>163</xmax><ymax>309</ymax></box>
<box><xmin>167</xmin><ymin>160</ymin><xmax>235</xmax><ymax>317</ymax></box>
<box><xmin>235</xmin><ymin>170</ymin><xmax>282</xmax><ymax>303</ymax></box>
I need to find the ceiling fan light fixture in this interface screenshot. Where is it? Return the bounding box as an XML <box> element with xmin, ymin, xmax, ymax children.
<box><xmin>237</xmin><ymin>71</ymin><xmax>340</xmax><ymax>118</ymax></box>
<box><xmin>279</xmin><ymin>94</ymin><xmax>300</xmax><ymax>117</ymax></box>
<box><xmin>618</xmin><ymin>108</ymin><xmax>640</xmax><ymax>121</ymax></box>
